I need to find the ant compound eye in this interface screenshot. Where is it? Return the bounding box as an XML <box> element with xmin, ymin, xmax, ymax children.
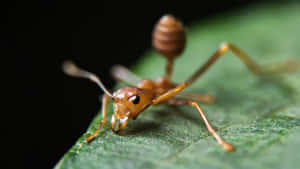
<box><xmin>130</xmin><ymin>95</ymin><xmax>140</xmax><ymax>104</ymax></box>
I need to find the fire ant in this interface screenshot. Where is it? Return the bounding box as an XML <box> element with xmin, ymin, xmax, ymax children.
<box><xmin>63</xmin><ymin>15</ymin><xmax>296</xmax><ymax>152</ymax></box>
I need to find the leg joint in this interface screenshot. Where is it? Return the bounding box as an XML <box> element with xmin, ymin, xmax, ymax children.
<box><xmin>220</xmin><ymin>42</ymin><xmax>231</xmax><ymax>53</ymax></box>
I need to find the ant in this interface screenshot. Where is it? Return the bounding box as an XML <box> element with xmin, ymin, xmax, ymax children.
<box><xmin>63</xmin><ymin>15</ymin><xmax>297</xmax><ymax>152</ymax></box>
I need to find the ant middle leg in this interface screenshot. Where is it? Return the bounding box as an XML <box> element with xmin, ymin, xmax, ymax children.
<box><xmin>168</xmin><ymin>99</ymin><xmax>235</xmax><ymax>152</ymax></box>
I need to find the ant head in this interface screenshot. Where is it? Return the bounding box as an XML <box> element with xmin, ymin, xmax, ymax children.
<box><xmin>62</xmin><ymin>61</ymin><xmax>156</xmax><ymax>133</ymax></box>
<box><xmin>111</xmin><ymin>86</ymin><xmax>155</xmax><ymax>132</ymax></box>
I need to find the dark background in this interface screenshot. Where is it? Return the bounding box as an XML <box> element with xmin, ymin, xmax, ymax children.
<box><xmin>3</xmin><ymin>0</ymin><xmax>287</xmax><ymax>169</ymax></box>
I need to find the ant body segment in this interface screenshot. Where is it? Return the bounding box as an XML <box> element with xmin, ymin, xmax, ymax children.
<box><xmin>63</xmin><ymin>15</ymin><xmax>296</xmax><ymax>152</ymax></box>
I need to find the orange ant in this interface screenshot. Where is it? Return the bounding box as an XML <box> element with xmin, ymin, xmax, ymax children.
<box><xmin>63</xmin><ymin>15</ymin><xmax>297</xmax><ymax>152</ymax></box>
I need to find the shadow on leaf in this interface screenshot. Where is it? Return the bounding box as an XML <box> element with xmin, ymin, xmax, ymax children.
<box><xmin>121</xmin><ymin>119</ymin><xmax>162</xmax><ymax>135</ymax></box>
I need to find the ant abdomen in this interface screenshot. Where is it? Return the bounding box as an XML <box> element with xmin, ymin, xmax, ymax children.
<box><xmin>152</xmin><ymin>15</ymin><xmax>186</xmax><ymax>60</ymax></box>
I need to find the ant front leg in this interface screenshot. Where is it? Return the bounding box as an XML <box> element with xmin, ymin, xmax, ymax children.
<box><xmin>185</xmin><ymin>43</ymin><xmax>297</xmax><ymax>85</ymax></box>
<box><xmin>168</xmin><ymin>99</ymin><xmax>235</xmax><ymax>152</ymax></box>
<box><xmin>85</xmin><ymin>94</ymin><xmax>109</xmax><ymax>143</ymax></box>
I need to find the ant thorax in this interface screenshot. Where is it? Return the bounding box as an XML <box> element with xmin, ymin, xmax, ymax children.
<box><xmin>138</xmin><ymin>78</ymin><xmax>176</xmax><ymax>94</ymax></box>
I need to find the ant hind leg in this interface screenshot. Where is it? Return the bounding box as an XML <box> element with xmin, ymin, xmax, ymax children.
<box><xmin>185</xmin><ymin>43</ymin><xmax>298</xmax><ymax>85</ymax></box>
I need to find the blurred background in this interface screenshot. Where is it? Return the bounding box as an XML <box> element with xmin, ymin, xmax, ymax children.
<box><xmin>3</xmin><ymin>0</ymin><xmax>292</xmax><ymax>169</ymax></box>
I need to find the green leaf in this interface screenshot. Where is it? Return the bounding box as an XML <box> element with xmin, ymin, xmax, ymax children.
<box><xmin>56</xmin><ymin>3</ymin><xmax>300</xmax><ymax>169</ymax></box>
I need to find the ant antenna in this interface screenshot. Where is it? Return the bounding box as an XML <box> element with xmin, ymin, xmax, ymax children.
<box><xmin>62</xmin><ymin>61</ymin><xmax>113</xmax><ymax>98</ymax></box>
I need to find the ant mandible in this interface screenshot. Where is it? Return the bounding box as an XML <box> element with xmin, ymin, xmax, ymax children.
<box><xmin>63</xmin><ymin>14</ymin><xmax>296</xmax><ymax>152</ymax></box>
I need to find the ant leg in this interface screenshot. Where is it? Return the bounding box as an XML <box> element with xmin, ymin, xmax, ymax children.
<box><xmin>85</xmin><ymin>94</ymin><xmax>109</xmax><ymax>143</ymax></box>
<box><xmin>153</xmin><ymin>43</ymin><xmax>297</xmax><ymax>105</ymax></box>
<box><xmin>168</xmin><ymin>99</ymin><xmax>235</xmax><ymax>152</ymax></box>
<box><xmin>177</xmin><ymin>93</ymin><xmax>216</xmax><ymax>104</ymax></box>
<box><xmin>153</xmin><ymin>42</ymin><xmax>297</xmax><ymax>105</ymax></box>
<box><xmin>185</xmin><ymin>42</ymin><xmax>297</xmax><ymax>85</ymax></box>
